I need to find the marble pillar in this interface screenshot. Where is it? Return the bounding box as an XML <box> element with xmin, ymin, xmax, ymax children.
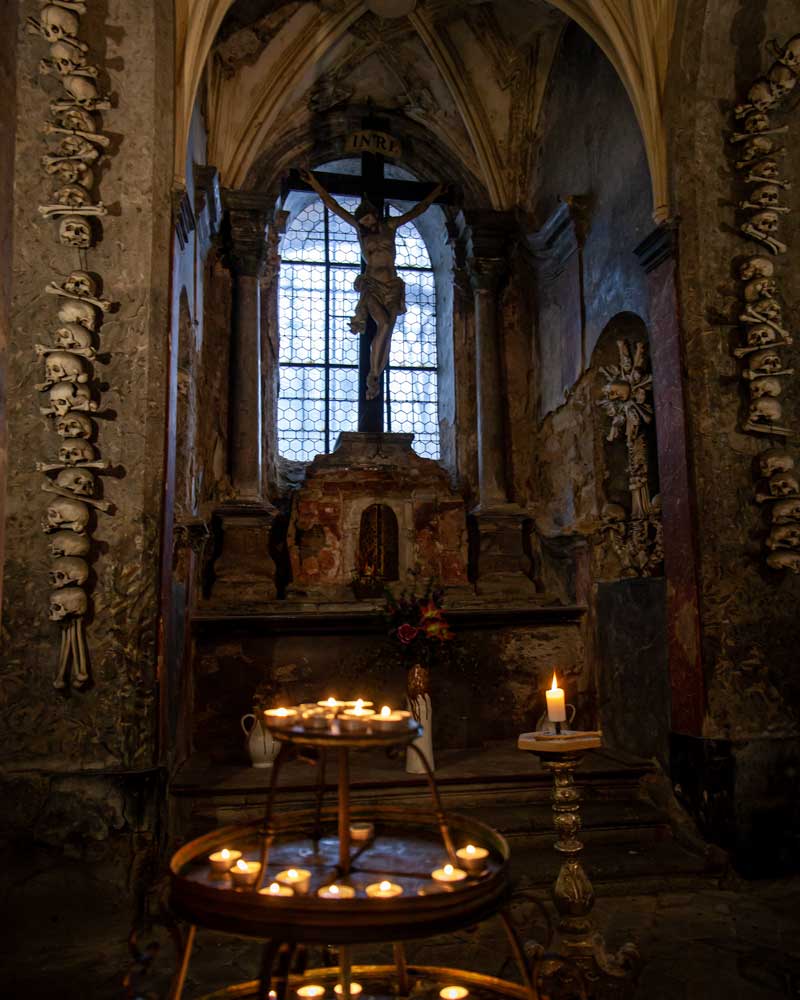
<box><xmin>465</xmin><ymin>212</ymin><xmax>537</xmax><ymax>600</ymax></box>
<box><xmin>206</xmin><ymin>192</ymin><xmax>278</xmax><ymax>608</ymax></box>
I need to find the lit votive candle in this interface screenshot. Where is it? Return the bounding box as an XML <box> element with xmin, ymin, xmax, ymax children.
<box><xmin>365</xmin><ymin>880</ymin><xmax>403</xmax><ymax>899</ymax></box>
<box><xmin>208</xmin><ymin>847</ymin><xmax>242</xmax><ymax>874</ymax></box>
<box><xmin>229</xmin><ymin>858</ymin><xmax>261</xmax><ymax>888</ymax></box>
<box><xmin>275</xmin><ymin>868</ymin><xmax>311</xmax><ymax>894</ymax></box>
<box><xmin>349</xmin><ymin>821</ymin><xmax>375</xmax><ymax>842</ymax></box>
<box><xmin>546</xmin><ymin>673</ymin><xmax>567</xmax><ymax>723</ymax></box>
<box><xmin>340</xmin><ymin>704</ymin><xmax>376</xmax><ymax>731</ymax></box>
<box><xmin>318</xmin><ymin>697</ymin><xmax>347</xmax><ymax>710</ymax></box>
<box><xmin>431</xmin><ymin>863</ymin><xmax>467</xmax><ymax>884</ymax></box>
<box><xmin>439</xmin><ymin>987</ymin><xmax>469</xmax><ymax>1000</ymax></box>
<box><xmin>455</xmin><ymin>844</ymin><xmax>489</xmax><ymax>875</ymax></box>
<box><xmin>371</xmin><ymin>705</ymin><xmax>412</xmax><ymax>732</ymax></box>
<box><xmin>317</xmin><ymin>883</ymin><xmax>356</xmax><ymax>900</ymax></box>
<box><xmin>297</xmin><ymin>986</ymin><xmax>326</xmax><ymax>999</ymax></box>
<box><xmin>263</xmin><ymin>707</ymin><xmax>299</xmax><ymax>727</ymax></box>
<box><xmin>334</xmin><ymin>983</ymin><xmax>363</xmax><ymax>996</ymax></box>
<box><xmin>258</xmin><ymin>881</ymin><xmax>294</xmax><ymax>898</ymax></box>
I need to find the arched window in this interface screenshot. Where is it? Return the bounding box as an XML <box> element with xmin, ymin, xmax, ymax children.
<box><xmin>278</xmin><ymin>196</ymin><xmax>439</xmax><ymax>462</ymax></box>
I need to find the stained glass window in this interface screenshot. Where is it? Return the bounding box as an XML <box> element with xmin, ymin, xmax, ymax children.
<box><xmin>278</xmin><ymin>196</ymin><xmax>439</xmax><ymax>462</ymax></box>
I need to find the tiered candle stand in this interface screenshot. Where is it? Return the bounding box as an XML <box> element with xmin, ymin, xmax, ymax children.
<box><xmin>517</xmin><ymin>732</ymin><xmax>639</xmax><ymax>1000</ymax></box>
<box><xmin>169</xmin><ymin>707</ymin><xmax>562</xmax><ymax>1000</ymax></box>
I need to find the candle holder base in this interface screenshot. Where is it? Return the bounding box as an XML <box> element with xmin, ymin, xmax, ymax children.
<box><xmin>518</xmin><ymin>738</ymin><xmax>640</xmax><ymax>1000</ymax></box>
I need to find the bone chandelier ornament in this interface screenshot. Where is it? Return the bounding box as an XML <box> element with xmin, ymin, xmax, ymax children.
<box><xmin>727</xmin><ymin>31</ymin><xmax>800</xmax><ymax>574</ymax></box>
<box><xmin>28</xmin><ymin>2</ymin><xmax>117</xmax><ymax>689</ymax></box>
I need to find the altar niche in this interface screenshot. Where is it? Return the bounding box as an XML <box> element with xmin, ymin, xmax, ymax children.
<box><xmin>355</xmin><ymin>503</ymin><xmax>400</xmax><ymax>597</ymax></box>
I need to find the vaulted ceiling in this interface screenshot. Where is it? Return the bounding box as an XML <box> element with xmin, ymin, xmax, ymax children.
<box><xmin>175</xmin><ymin>0</ymin><xmax>676</xmax><ymax>217</ymax></box>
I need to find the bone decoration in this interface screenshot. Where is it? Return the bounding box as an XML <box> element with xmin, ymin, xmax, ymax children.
<box><xmin>30</xmin><ymin>1</ymin><xmax>119</xmax><ymax>686</ymax></box>
<box><xmin>728</xmin><ymin>31</ymin><xmax>800</xmax><ymax>572</ymax></box>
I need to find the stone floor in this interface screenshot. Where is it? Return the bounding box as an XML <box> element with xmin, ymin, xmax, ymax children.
<box><xmin>3</xmin><ymin>866</ymin><xmax>800</xmax><ymax>998</ymax></box>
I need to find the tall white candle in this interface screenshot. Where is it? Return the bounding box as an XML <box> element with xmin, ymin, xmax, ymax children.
<box><xmin>546</xmin><ymin>672</ymin><xmax>566</xmax><ymax>722</ymax></box>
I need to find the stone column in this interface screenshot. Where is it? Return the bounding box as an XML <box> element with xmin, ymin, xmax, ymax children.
<box><xmin>634</xmin><ymin>222</ymin><xmax>704</xmax><ymax>736</ymax></box>
<box><xmin>205</xmin><ymin>192</ymin><xmax>278</xmax><ymax>609</ymax></box>
<box><xmin>465</xmin><ymin>212</ymin><xmax>537</xmax><ymax>600</ymax></box>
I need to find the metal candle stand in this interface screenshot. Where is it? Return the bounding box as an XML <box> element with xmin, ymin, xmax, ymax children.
<box><xmin>517</xmin><ymin>733</ymin><xmax>640</xmax><ymax>1000</ymax></box>
<box><xmin>168</xmin><ymin>707</ymin><xmax>585</xmax><ymax>1000</ymax></box>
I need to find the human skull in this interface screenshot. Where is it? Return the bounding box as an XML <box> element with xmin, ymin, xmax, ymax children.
<box><xmin>743</xmin><ymin>112</ymin><xmax>771</xmax><ymax>134</ymax></box>
<box><xmin>759</xmin><ymin>448</ymin><xmax>794</xmax><ymax>478</ymax></box>
<box><xmin>773</xmin><ymin>498</ymin><xmax>800</xmax><ymax>524</ymax></box>
<box><xmin>750</xmin><ymin>210</ymin><xmax>780</xmax><ymax>236</ymax></box>
<box><xmin>39</xmin><ymin>5</ymin><xmax>80</xmax><ymax>43</ymax></box>
<box><xmin>44</xmin><ymin>158</ymin><xmax>91</xmax><ymax>187</ymax></box>
<box><xmin>753</xmin><ymin>299</ymin><xmax>783</xmax><ymax>323</ymax></box>
<box><xmin>56</xmin><ymin>134</ymin><xmax>97</xmax><ymax>161</ymax></box>
<box><xmin>748</xmin><ymin>349</ymin><xmax>783</xmax><ymax>375</ymax></box>
<box><xmin>749</xmin><ymin>184</ymin><xmax>782</xmax><ymax>209</ymax></box>
<box><xmin>55</xmin><ymin>322</ymin><xmax>93</xmax><ymax>351</ymax></box>
<box><xmin>746</xmin><ymin>325</ymin><xmax>779</xmax><ymax>348</ymax></box>
<box><xmin>48</xmin><ymin>40</ymin><xmax>88</xmax><ymax>76</ymax></box>
<box><xmin>58</xmin><ymin>299</ymin><xmax>97</xmax><ymax>331</ymax></box>
<box><xmin>48</xmin><ymin>530</ymin><xmax>91</xmax><ymax>559</ymax></box>
<box><xmin>49</xmin><ymin>556</ymin><xmax>89</xmax><ymax>589</ymax></box>
<box><xmin>750</xmin><ymin>377</ymin><xmax>782</xmax><ymax>399</ymax></box>
<box><xmin>740</xmin><ymin>136</ymin><xmax>776</xmax><ymax>162</ymax></box>
<box><xmin>768</xmin><ymin>63</ymin><xmax>797</xmax><ymax>102</ymax></box>
<box><xmin>766</xmin><ymin>549</ymin><xmax>800</xmax><ymax>572</ymax></box>
<box><xmin>58</xmin><ymin>438</ymin><xmax>97</xmax><ymax>465</ymax></box>
<box><xmin>605</xmin><ymin>380</ymin><xmax>631</xmax><ymax>402</ymax></box>
<box><xmin>767</xmin><ymin>471</ymin><xmax>799</xmax><ymax>497</ymax></box>
<box><xmin>743</xmin><ymin>277</ymin><xmax>777</xmax><ymax>302</ymax></box>
<box><xmin>748</xmin><ymin>397</ymin><xmax>783</xmax><ymax>425</ymax></box>
<box><xmin>739</xmin><ymin>255</ymin><xmax>775</xmax><ymax>281</ymax></box>
<box><xmin>48</xmin><ymin>586</ymin><xmax>88</xmax><ymax>621</ymax></box>
<box><xmin>771</xmin><ymin>526</ymin><xmax>800</xmax><ymax>550</ymax></box>
<box><xmin>53</xmin><ymin>184</ymin><xmax>91</xmax><ymax>208</ymax></box>
<box><xmin>43</xmin><ymin>497</ymin><xmax>90</xmax><ymax>534</ymax></box>
<box><xmin>61</xmin><ymin>75</ymin><xmax>104</xmax><ymax>108</ymax></box>
<box><xmin>776</xmin><ymin>34</ymin><xmax>800</xmax><ymax>70</ymax></box>
<box><xmin>46</xmin><ymin>383</ymin><xmax>93</xmax><ymax>416</ymax></box>
<box><xmin>746</xmin><ymin>79</ymin><xmax>777</xmax><ymax>112</ymax></box>
<box><xmin>55</xmin><ymin>467</ymin><xmax>96</xmax><ymax>497</ymax></box>
<box><xmin>63</xmin><ymin>270</ymin><xmax>97</xmax><ymax>298</ymax></box>
<box><xmin>55</xmin><ymin>412</ymin><xmax>93</xmax><ymax>439</ymax></box>
<box><xmin>57</xmin><ymin>107</ymin><xmax>96</xmax><ymax>133</ymax></box>
<box><xmin>752</xmin><ymin>159</ymin><xmax>781</xmax><ymax>180</ymax></box>
<box><xmin>46</xmin><ymin>351</ymin><xmax>88</xmax><ymax>385</ymax></box>
<box><xmin>58</xmin><ymin>215</ymin><xmax>92</xmax><ymax>248</ymax></box>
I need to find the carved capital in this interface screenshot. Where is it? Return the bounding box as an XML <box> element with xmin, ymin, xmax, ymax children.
<box><xmin>223</xmin><ymin>190</ymin><xmax>275</xmax><ymax>276</ymax></box>
<box><xmin>468</xmin><ymin>256</ymin><xmax>508</xmax><ymax>293</ymax></box>
<box><xmin>464</xmin><ymin>209</ymin><xmax>517</xmax><ymax>261</ymax></box>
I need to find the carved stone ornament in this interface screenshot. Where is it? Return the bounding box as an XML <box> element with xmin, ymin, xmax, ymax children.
<box><xmin>597</xmin><ymin>340</ymin><xmax>663</xmax><ymax>576</ymax></box>
<box><xmin>30</xmin><ymin>3</ymin><xmax>118</xmax><ymax>686</ymax></box>
<box><xmin>729</xmin><ymin>32</ymin><xmax>800</xmax><ymax>571</ymax></box>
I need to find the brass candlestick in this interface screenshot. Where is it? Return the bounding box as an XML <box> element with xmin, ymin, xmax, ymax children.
<box><xmin>518</xmin><ymin>733</ymin><xmax>639</xmax><ymax>1000</ymax></box>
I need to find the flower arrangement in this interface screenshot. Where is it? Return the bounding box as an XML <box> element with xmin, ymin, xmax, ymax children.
<box><xmin>385</xmin><ymin>581</ymin><xmax>454</xmax><ymax>667</ymax></box>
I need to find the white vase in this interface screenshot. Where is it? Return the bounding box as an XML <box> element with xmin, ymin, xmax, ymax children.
<box><xmin>406</xmin><ymin>694</ymin><xmax>434</xmax><ymax>774</ymax></box>
<box><xmin>241</xmin><ymin>713</ymin><xmax>278</xmax><ymax>768</ymax></box>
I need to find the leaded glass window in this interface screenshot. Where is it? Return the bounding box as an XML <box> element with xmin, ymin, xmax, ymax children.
<box><xmin>278</xmin><ymin>196</ymin><xmax>439</xmax><ymax>462</ymax></box>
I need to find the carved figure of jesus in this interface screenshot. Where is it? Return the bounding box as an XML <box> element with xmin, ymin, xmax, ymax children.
<box><xmin>301</xmin><ymin>168</ymin><xmax>445</xmax><ymax>400</ymax></box>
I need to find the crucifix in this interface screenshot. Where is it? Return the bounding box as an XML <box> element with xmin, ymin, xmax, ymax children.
<box><xmin>285</xmin><ymin>114</ymin><xmax>451</xmax><ymax>432</ymax></box>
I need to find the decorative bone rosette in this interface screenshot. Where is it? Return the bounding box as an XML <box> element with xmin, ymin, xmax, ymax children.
<box><xmin>28</xmin><ymin>4</ymin><xmax>117</xmax><ymax>687</ymax></box>
<box><xmin>728</xmin><ymin>31</ymin><xmax>800</xmax><ymax>572</ymax></box>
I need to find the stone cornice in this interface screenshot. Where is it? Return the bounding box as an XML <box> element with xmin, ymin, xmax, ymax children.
<box><xmin>634</xmin><ymin>218</ymin><xmax>679</xmax><ymax>274</ymax></box>
<box><xmin>223</xmin><ymin>190</ymin><xmax>275</xmax><ymax>276</ymax></box>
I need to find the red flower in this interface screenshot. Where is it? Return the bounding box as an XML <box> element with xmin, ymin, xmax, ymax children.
<box><xmin>422</xmin><ymin>619</ymin><xmax>454</xmax><ymax>641</ymax></box>
<box><xmin>397</xmin><ymin>623</ymin><xmax>420</xmax><ymax>645</ymax></box>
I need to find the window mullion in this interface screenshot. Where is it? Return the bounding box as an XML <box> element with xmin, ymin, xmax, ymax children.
<box><xmin>324</xmin><ymin>204</ymin><xmax>331</xmax><ymax>453</ymax></box>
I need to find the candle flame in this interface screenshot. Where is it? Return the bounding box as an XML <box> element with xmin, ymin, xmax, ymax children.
<box><xmin>444</xmin><ymin>864</ymin><xmax>454</xmax><ymax>875</ymax></box>
<box><xmin>276</xmin><ymin>707</ymin><xmax>288</xmax><ymax>716</ymax></box>
<box><xmin>355</xmin><ymin>698</ymin><xmax>364</xmax><ymax>710</ymax></box>
<box><xmin>235</xmin><ymin>859</ymin><xmax>248</xmax><ymax>871</ymax></box>
<box><xmin>288</xmin><ymin>869</ymin><xmax>298</xmax><ymax>878</ymax></box>
<box><xmin>551</xmin><ymin>672</ymin><xmax>559</xmax><ymax>691</ymax></box>
<box><xmin>326</xmin><ymin>697</ymin><xmax>337</xmax><ymax>707</ymax></box>
<box><xmin>466</xmin><ymin>844</ymin><xmax>475</xmax><ymax>855</ymax></box>
<box><xmin>221</xmin><ymin>848</ymin><xmax>230</xmax><ymax>859</ymax></box>
<box><xmin>381</xmin><ymin>705</ymin><xmax>391</xmax><ymax>717</ymax></box>
<box><xmin>330</xmin><ymin>884</ymin><xmax>339</xmax><ymax>895</ymax></box>
<box><xmin>269</xmin><ymin>882</ymin><xmax>281</xmax><ymax>894</ymax></box>
<box><xmin>379</xmin><ymin>880</ymin><xmax>391</xmax><ymax>891</ymax></box>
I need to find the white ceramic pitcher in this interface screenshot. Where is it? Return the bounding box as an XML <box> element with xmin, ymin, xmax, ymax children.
<box><xmin>241</xmin><ymin>713</ymin><xmax>278</xmax><ymax>768</ymax></box>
